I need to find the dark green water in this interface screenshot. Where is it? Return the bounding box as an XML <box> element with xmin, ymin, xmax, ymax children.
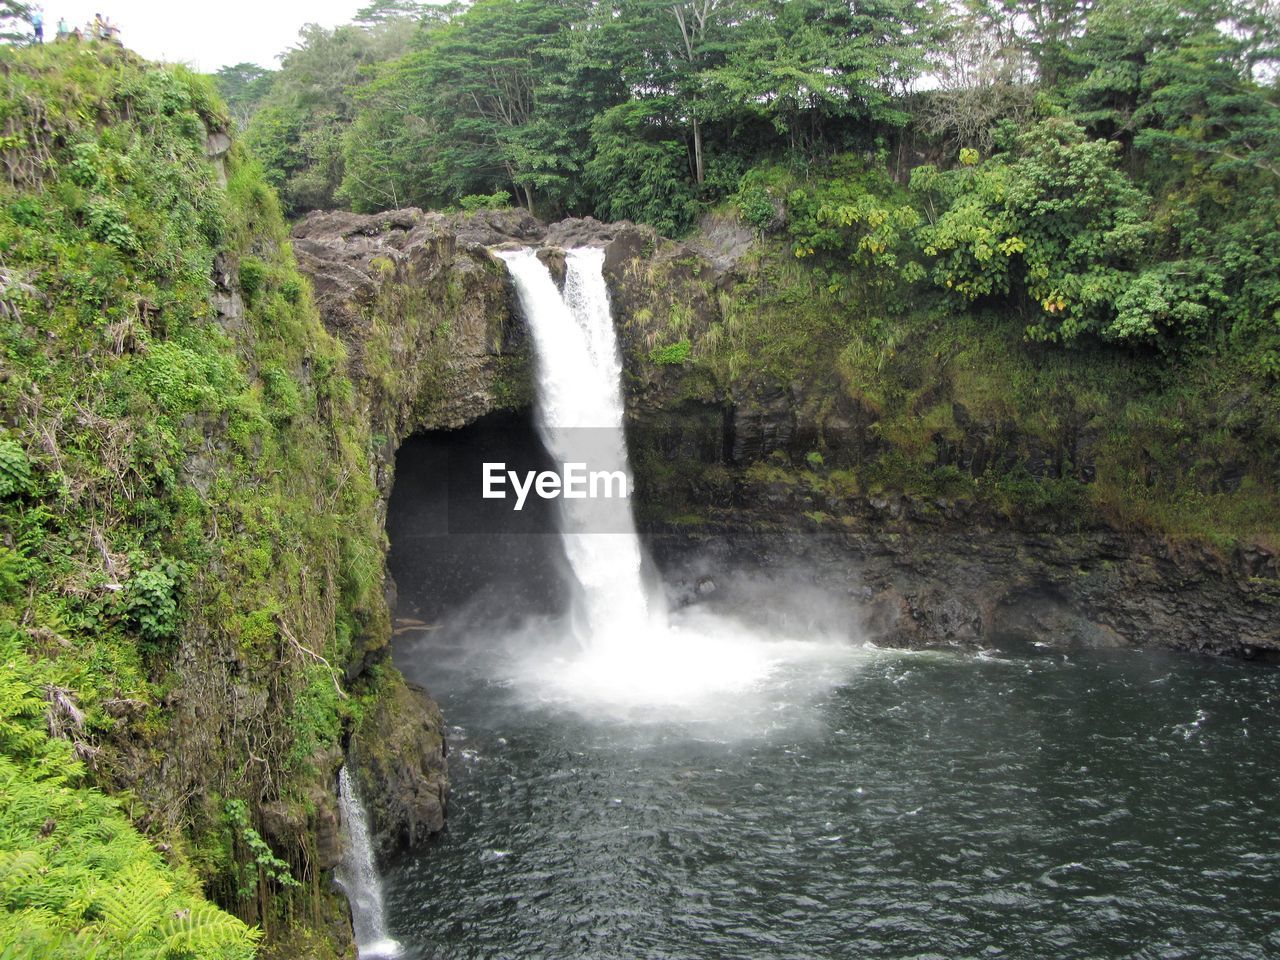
<box><xmin>386</xmin><ymin>624</ymin><xmax>1280</xmax><ymax>960</ymax></box>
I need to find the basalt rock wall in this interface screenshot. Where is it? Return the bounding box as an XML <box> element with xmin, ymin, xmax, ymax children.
<box><xmin>588</xmin><ymin>220</ymin><xmax>1280</xmax><ymax>657</ymax></box>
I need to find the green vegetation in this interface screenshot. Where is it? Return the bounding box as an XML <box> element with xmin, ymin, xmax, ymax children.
<box><xmin>235</xmin><ymin>0</ymin><xmax>948</xmax><ymax>226</ymax></box>
<box><xmin>223</xmin><ymin>3</ymin><xmax>442</xmax><ymax>215</ymax></box>
<box><xmin>236</xmin><ymin>0</ymin><xmax>1277</xmax><ymax>364</ymax></box>
<box><xmin>649</xmin><ymin>340</ymin><xmax>692</xmax><ymax>365</ymax></box>
<box><xmin>0</xmin><ymin>628</ymin><xmax>259</xmax><ymax>957</ymax></box>
<box><xmin>0</xmin><ymin>41</ymin><xmax>407</xmax><ymax>956</ymax></box>
<box><xmin>686</xmin><ymin>263</ymin><xmax>1279</xmax><ymax>544</ymax></box>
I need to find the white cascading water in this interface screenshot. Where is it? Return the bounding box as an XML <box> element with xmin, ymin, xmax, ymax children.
<box><xmin>497</xmin><ymin>248</ymin><xmax>664</xmax><ymax>649</ymax></box>
<box><xmin>496</xmin><ymin>248</ymin><xmax>824</xmax><ymax>710</ymax></box>
<box><xmin>335</xmin><ymin>767</ymin><xmax>401</xmax><ymax>959</ymax></box>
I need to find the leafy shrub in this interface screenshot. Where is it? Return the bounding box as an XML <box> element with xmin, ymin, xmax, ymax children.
<box><xmin>136</xmin><ymin>341</ymin><xmax>239</xmax><ymax>416</ymax></box>
<box><xmin>7</xmin><ymin>196</ymin><xmax>44</xmax><ymax>227</ymax></box>
<box><xmin>262</xmin><ymin>364</ymin><xmax>303</xmax><ymax>423</ymax></box>
<box><xmin>0</xmin><ymin>630</ymin><xmax>260</xmax><ymax>958</ymax></box>
<box><xmin>735</xmin><ymin>183</ymin><xmax>776</xmax><ymax>232</ymax></box>
<box><xmin>913</xmin><ymin>119</ymin><xmax>1153</xmax><ymax>342</ymax></box>
<box><xmin>0</xmin><ymin>547</ymin><xmax>28</xmax><ymax>602</ymax></box>
<box><xmin>649</xmin><ymin>340</ymin><xmax>691</xmax><ymax>365</ymax></box>
<box><xmin>125</xmin><ymin>563</ymin><xmax>181</xmax><ymax>644</ymax></box>
<box><xmin>0</xmin><ymin>439</ymin><xmax>33</xmax><ymax>498</ymax></box>
<box><xmin>223</xmin><ymin>799</ymin><xmax>299</xmax><ymax>898</ymax></box>
<box><xmin>86</xmin><ymin>198</ymin><xmax>138</xmax><ymax>251</ymax></box>
<box><xmin>238</xmin><ymin>256</ymin><xmax>268</xmax><ymax>302</ymax></box>
<box><xmin>66</xmin><ymin>142</ymin><xmax>104</xmax><ymax>187</ymax></box>
<box><xmin>586</xmin><ymin>100</ymin><xmax>702</xmax><ymax>237</ymax></box>
<box><xmin>286</xmin><ymin>664</ymin><xmax>342</xmax><ymax>772</ymax></box>
<box><xmin>458</xmin><ymin>191</ymin><xmax>512</xmax><ymax>211</ymax></box>
<box><xmin>280</xmin><ymin>274</ymin><xmax>305</xmax><ymax>305</ymax></box>
<box><xmin>787</xmin><ymin>160</ymin><xmax>922</xmax><ymax>287</ymax></box>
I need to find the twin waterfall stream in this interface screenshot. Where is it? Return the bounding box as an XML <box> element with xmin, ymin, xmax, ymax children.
<box><xmin>497</xmin><ymin>248</ymin><xmax>661</xmax><ymax>646</ymax></box>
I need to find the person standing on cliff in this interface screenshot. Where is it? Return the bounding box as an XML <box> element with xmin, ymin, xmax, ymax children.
<box><xmin>31</xmin><ymin>7</ymin><xmax>43</xmax><ymax>43</ymax></box>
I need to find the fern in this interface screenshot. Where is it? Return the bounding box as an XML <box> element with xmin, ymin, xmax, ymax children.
<box><xmin>0</xmin><ymin>654</ymin><xmax>261</xmax><ymax>959</ymax></box>
<box><xmin>0</xmin><ymin>849</ymin><xmax>44</xmax><ymax>904</ymax></box>
<box><xmin>92</xmin><ymin>863</ymin><xmax>172</xmax><ymax>944</ymax></box>
<box><xmin>0</xmin><ymin>672</ymin><xmax>48</xmax><ymax>760</ymax></box>
<box><xmin>160</xmin><ymin>902</ymin><xmax>263</xmax><ymax>954</ymax></box>
<box><xmin>0</xmin><ymin>907</ymin><xmax>64</xmax><ymax>958</ymax></box>
<box><xmin>0</xmin><ymin>438</ymin><xmax>32</xmax><ymax>499</ymax></box>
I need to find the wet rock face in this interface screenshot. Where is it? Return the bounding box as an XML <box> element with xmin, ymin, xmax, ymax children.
<box><xmin>647</xmin><ymin>505</ymin><xmax>1280</xmax><ymax>658</ymax></box>
<box><xmin>535</xmin><ymin>247</ymin><xmax>567</xmax><ymax>288</ymax></box>
<box><xmin>350</xmin><ymin>681</ymin><xmax>448</xmax><ymax>858</ymax></box>
<box><xmin>584</xmin><ymin>223</ymin><xmax>1277</xmax><ymax>659</ymax></box>
<box><xmin>731</xmin><ymin>386</ymin><xmax>796</xmax><ymax>464</ymax></box>
<box><xmin>292</xmin><ymin>208</ymin><xmax>531</xmax><ymax>444</ymax></box>
<box><xmin>257</xmin><ymin>746</ymin><xmax>345</xmax><ymax>871</ymax></box>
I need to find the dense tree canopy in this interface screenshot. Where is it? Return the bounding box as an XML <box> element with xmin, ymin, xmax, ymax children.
<box><xmin>230</xmin><ymin>0</ymin><xmax>1278</xmax><ymax>363</ymax></box>
<box><xmin>225</xmin><ymin>9</ymin><xmax>436</xmax><ymax>213</ymax></box>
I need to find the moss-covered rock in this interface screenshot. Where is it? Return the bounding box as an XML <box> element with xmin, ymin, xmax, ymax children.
<box><xmin>350</xmin><ymin>674</ymin><xmax>447</xmax><ymax>859</ymax></box>
<box><xmin>584</xmin><ymin>215</ymin><xmax>1280</xmax><ymax>656</ymax></box>
<box><xmin>0</xmin><ymin>43</ymin><xmax>459</xmax><ymax>957</ymax></box>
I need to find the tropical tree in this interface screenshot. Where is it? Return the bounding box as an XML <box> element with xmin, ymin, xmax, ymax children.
<box><xmin>914</xmin><ymin>119</ymin><xmax>1153</xmax><ymax>342</ymax></box>
<box><xmin>212</xmin><ymin>63</ymin><xmax>276</xmax><ymax>129</ymax></box>
<box><xmin>709</xmin><ymin>0</ymin><xmax>947</xmax><ymax>151</ymax></box>
<box><xmin>244</xmin><ymin>13</ymin><xmax>428</xmax><ymax>213</ymax></box>
<box><xmin>342</xmin><ymin>0</ymin><xmax>619</xmax><ymax>214</ymax></box>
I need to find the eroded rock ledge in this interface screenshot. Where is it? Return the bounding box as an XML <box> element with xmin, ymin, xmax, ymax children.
<box><xmin>651</xmin><ymin>516</ymin><xmax>1279</xmax><ymax>659</ymax></box>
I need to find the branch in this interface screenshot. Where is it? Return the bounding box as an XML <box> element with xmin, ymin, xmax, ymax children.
<box><xmin>276</xmin><ymin>617</ymin><xmax>349</xmax><ymax>700</ymax></box>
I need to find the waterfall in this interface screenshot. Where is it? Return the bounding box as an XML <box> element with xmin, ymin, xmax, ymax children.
<box><xmin>497</xmin><ymin>248</ymin><xmax>665</xmax><ymax>649</ymax></box>
<box><xmin>496</xmin><ymin>247</ymin><xmax>806</xmax><ymax>712</ymax></box>
<box><xmin>336</xmin><ymin>767</ymin><xmax>401</xmax><ymax>959</ymax></box>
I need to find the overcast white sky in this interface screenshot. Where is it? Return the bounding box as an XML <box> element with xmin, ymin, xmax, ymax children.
<box><xmin>37</xmin><ymin>1</ymin><xmax>367</xmax><ymax>72</ymax></box>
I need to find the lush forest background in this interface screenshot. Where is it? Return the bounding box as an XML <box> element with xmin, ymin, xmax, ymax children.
<box><xmin>222</xmin><ymin>0</ymin><xmax>1279</xmax><ymax>353</ymax></box>
<box><xmin>0</xmin><ymin>1</ymin><xmax>1276</xmax><ymax>956</ymax></box>
<box><xmin>218</xmin><ymin>0</ymin><xmax>1280</xmax><ymax>543</ymax></box>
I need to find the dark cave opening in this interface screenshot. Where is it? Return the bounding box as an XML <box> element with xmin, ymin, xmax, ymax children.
<box><xmin>385</xmin><ymin>408</ymin><xmax>572</xmax><ymax>631</ymax></box>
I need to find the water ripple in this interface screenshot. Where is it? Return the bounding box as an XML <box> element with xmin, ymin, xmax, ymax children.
<box><xmin>387</xmin><ymin>644</ymin><xmax>1280</xmax><ymax>960</ymax></box>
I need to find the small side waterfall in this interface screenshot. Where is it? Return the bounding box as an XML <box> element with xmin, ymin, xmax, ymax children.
<box><xmin>497</xmin><ymin>248</ymin><xmax>666</xmax><ymax>649</ymax></box>
<box><xmin>336</xmin><ymin>767</ymin><xmax>401</xmax><ymax>959</ymax></box>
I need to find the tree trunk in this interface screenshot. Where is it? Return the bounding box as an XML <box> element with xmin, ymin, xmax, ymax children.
<box><xmin>692</xmin><ymin>116</ymin><xmax>705</xmax><ymax>186</ymax></box>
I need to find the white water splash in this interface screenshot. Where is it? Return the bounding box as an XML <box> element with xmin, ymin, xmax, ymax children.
<box><xmin>495</xmin><ymin>248</ymin><xmax>866</xmax><ymax>713</ymax></box>
<box><xmin>336</xmin><ymin>767</ymin><xmax>401</xmax><ymax>959</ymax></box>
